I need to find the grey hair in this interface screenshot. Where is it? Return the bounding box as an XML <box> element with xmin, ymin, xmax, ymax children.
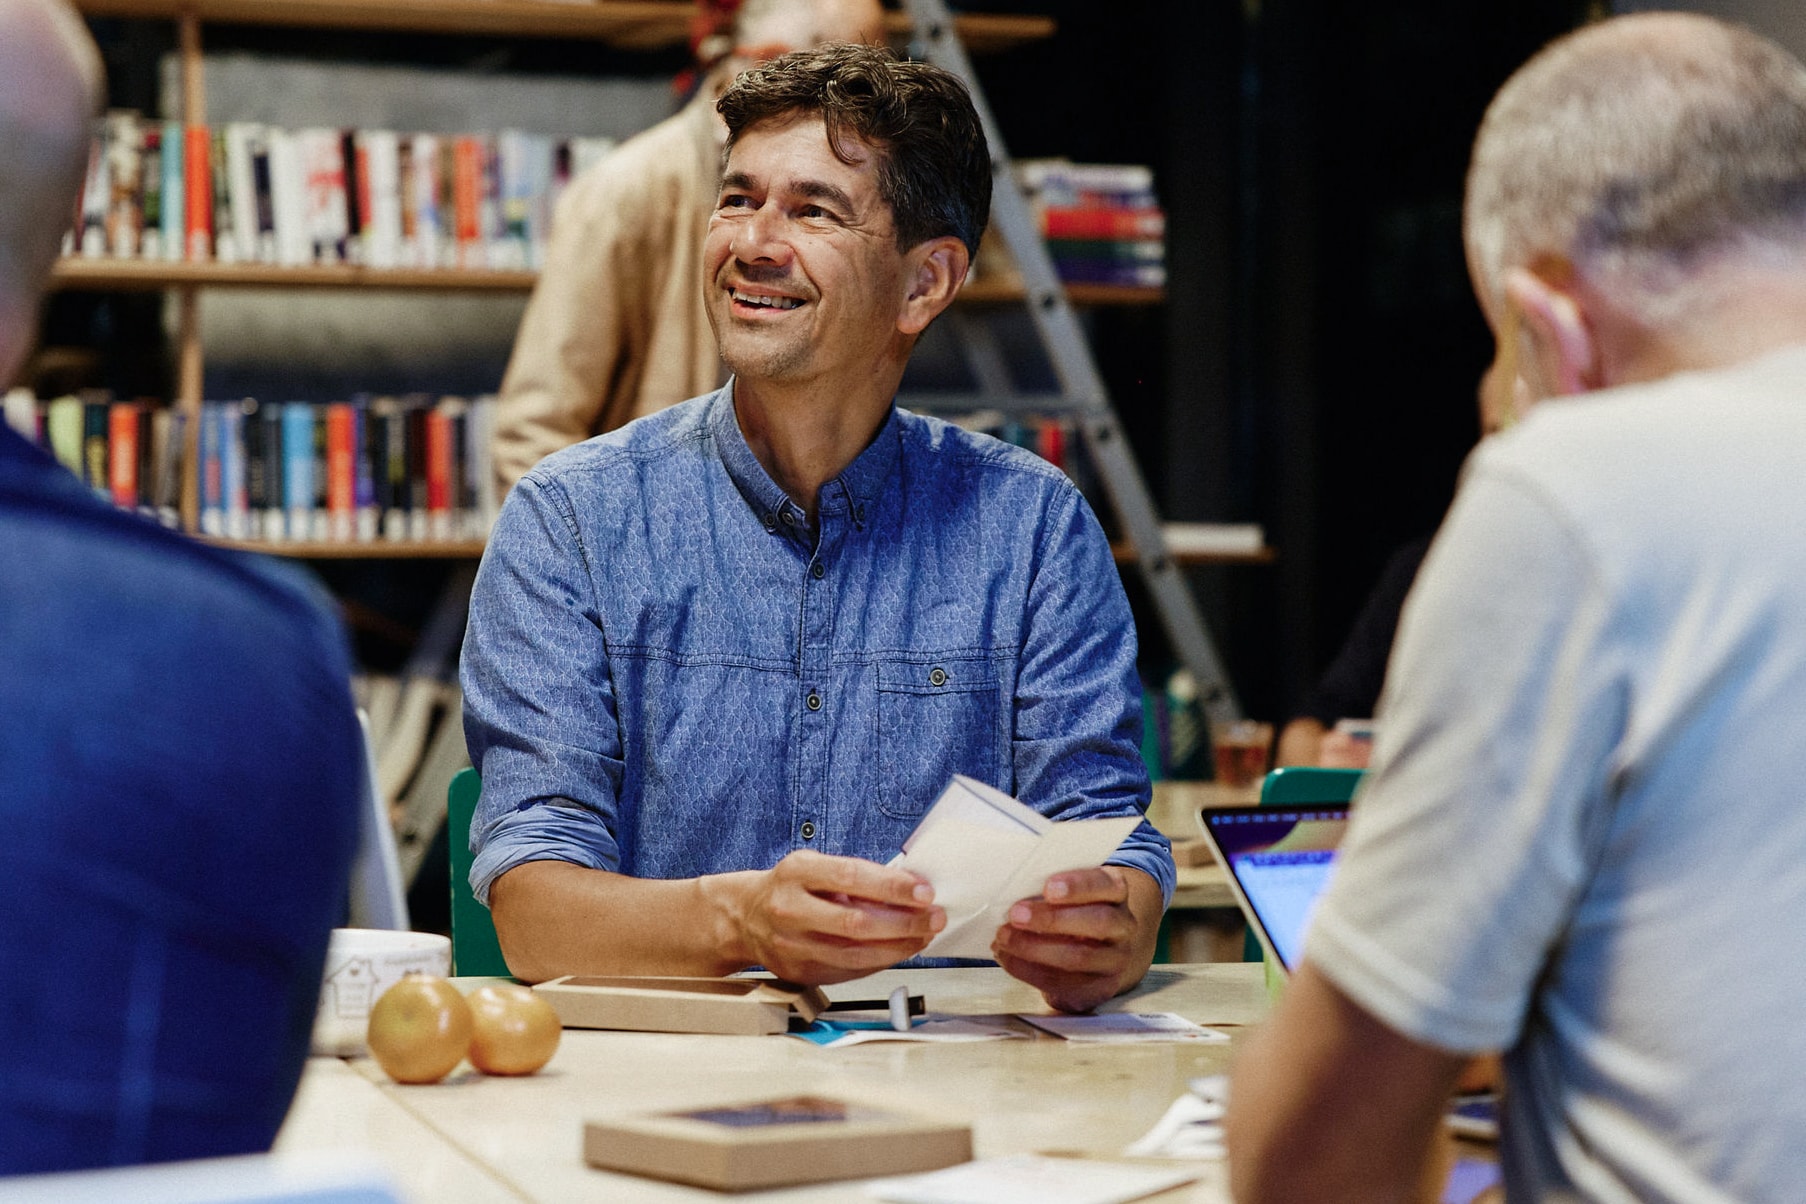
<box><xmin>1465</xmin><ymin>13</ymin><xmax>1806</xmax><ymax>328</ymax></box>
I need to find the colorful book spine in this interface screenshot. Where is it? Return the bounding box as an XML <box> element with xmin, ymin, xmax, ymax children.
<box><xmin>199</xmin><ymin>401</ymin><xmax>224</xmax><ymax>535</ymax></box>
<box><xmin>140</xmin><ymin>124</ymin><xmax>163</xmax><ymax>260</ymax></box>
<box><xmin>325</xmin><ymin>401</ymin><xmax>356</xmax><ymax>541</ymax></box>
<box><xmin>452</xmin><ymin>135</ymin><xmax>482</xmax><ymax>269</ymax></box>
<box><xmin>282</xmin><ymin>401</ymin><xmax>315</xmax><ymax>541</ymax></box>
<box><xmin>1040</xmin><ymin>206</ymin><xmax>1165</xmax><ymax>240</ymax></box>
<box><xmin>210</xmin><ymin>127</ymin><xmax>236</xmax><ymax>263</ymax></box>
<box><xmin>81</xmin><ymin>397</ymin><xmax>109</xmax><ymax>495</ymax></box>
<box><xmin>160</xmin><ymin>118</ymin><xmax>184</xmax><ymax>262</ymax></box>
<box><xmin>45</xmin><ymin>395</ymin><xmax>83</xmax><ymax>475</ymax></box>
<box><xmin>107</xmin><ymin>400</ymin><xmax>139</xmax><ymax>508</ymax></box>
<box><xmin>259</xmin><ymin>401</ymin><xmax>286</xmax><ymax>539</ymax></box>
<box><xmin>352</xmin><ymin>396</ymin><xmax>378</xmax><ymax>540</ymax></box>
<box><xmin>184</xmin><ymin>124</ymin><xmax>212</xmax><ymax>262</ymax></box>
<box><xmin>251</xmin><ymin>126</ymin><xmax>277</xmax><ymax>264</ymax></box>
<box><xmin>341</xmin><ymin>128</ymin><xmax>366</xmax><ymax>266</ymax></box>
<box><xmin>243</xmin><ymin>398</ymin><xmax>266</xmax><ymax>539</ymax></box>
<box><xmin>424</xmin><ymin>403</ymin><xmax>452</xmax><ymax>540</ymax></box>
<box><xmin>221</xmin><ymin>398</ymin><xmax>248</xmax><ymax>538</ymax></box>
<box><xmin>104</xmin><ymin>111</ymin><xmax>144</xmax><ymax>258</ymax></box>
<box><xmin>150</xmin><ymin>407</ymin><xmax>183</xmax><ymax>528</ymax></box>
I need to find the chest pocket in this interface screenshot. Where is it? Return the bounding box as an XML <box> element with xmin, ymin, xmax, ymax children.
<box><xmin>875</xmin><ymin>659</ymin><xmax>1006</xmax><ymax>819</ymax></box>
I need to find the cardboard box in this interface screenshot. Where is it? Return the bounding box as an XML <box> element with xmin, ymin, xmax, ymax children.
<box><xmin>583</xmin><ymin>1095</ymin><xmax>972</xmax><ymax>1190</ymax></box>
<box><xmin>534</xmin><ymin>975</ymin><xmax>827</xmax><ymax>1036</ymax></box>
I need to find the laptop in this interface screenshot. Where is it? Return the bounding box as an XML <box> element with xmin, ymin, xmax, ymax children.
<box><xmin>1198</xmin><ymin>804</ymin><xmax>1350</xmax><ymax>974</ymax></box>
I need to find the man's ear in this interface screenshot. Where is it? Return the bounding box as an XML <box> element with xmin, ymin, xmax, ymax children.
<box><xmin>1501</xmin><ymin>265</ymin><xmax>1598</xmax><ymax>397</ymax></box>
<box><xmin>898</xmin><ymin>236</ymin><xmax>969</xmax><ymax>336</ymax></box>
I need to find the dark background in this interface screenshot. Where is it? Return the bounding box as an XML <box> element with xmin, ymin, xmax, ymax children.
<box><xmin>968</xmin><ymin>0</ymin><xmax>1596</xmax><ymax>721</ymax></box>
<box><xmin>70</xmin><ymin>0</ymin><xmax>1599</xmax><ymax>718</ymax></box>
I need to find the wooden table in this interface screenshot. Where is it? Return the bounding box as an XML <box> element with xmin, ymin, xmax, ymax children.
<box><xmin>277</xmin><ymin>964</ymin><xmax>1269</xmax><ymax>1203</ymax></box>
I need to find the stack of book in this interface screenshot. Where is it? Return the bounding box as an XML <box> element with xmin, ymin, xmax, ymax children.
<box><xmin>2</xmin><ymin>389</ymin><xmax>501</xmax><ymax>544</ymax></box>
<box><xmin>1017</xmin><ymin>159</ymin><xmax>1165</xmax><ymax>289</ymax></box>
<box><xmin>66</xmin><ymin>110</ymin><xmax>618</xmax><ymax>271</ymax></box>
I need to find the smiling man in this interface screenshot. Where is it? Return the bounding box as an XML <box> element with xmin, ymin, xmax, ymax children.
<box><xmin>460</xmin><ymin>44</ymin><xmax>1173</xmax><ymax>1013</ymax></box>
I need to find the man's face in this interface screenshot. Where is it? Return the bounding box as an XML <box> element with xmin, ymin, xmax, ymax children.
<box><xmin>704</xmin><ymin>114</ymin><xmax>915</xmax><ymax>389</ymax></box>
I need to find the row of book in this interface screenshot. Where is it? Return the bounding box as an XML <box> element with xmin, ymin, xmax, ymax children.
<box><xmin>1017</xmin><ymin>159</ymin><xmax>1166</xmax><ymax>289</ymax></box>
<box><xmin>4</xmin><ymin>389</ymin><xmax>185</xmax><ymax>526</ymax></box>
<box><xmin>2</xmin><ymin>390</ymin><xmax>501</xmax><ymax>543</ymax></box>
<box><xmin>68</xmin><ymin>110</ymin><xmax>619</xmax><ymax>271</ymax></box>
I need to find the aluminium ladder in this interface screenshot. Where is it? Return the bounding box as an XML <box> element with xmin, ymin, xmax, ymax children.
<box><xmin>903</xmin><ymin>0</ymin><xmax>1245</xmax><ymax>732</ymax></box>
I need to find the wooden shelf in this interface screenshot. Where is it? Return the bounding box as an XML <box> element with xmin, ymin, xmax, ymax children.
<box><xmin>200</xmin><ymin>537</ymin><xmax>487</xmax><ymax>559</ymax></box>
<box><xmin>52</xmin><ymin>258</ymin><xmax>1163</xmax><ymax>305</ymax></box>
<box><xmin>72</xmin><ymin>0</ymin><xmax>1054</xmax><ymax>53</ymax></box>
<box><xmin>50</xmin><ymin>258</ymin><xmax>539</xmax><ymax>292</ymax></box>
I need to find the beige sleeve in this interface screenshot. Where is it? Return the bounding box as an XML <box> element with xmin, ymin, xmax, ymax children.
<box><xmin>492</xmin><ymin>165</ymin><xmax>649</xmax><ymax>493</ymax></box>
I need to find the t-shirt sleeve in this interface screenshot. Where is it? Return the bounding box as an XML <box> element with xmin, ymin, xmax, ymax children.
<box><xmin>460</xmin><ymin>470</ymin><xmax>627</xmax><ymax>903</ymax></box>
<box><xmin>1305</xmin><ymin>460</ymin><xmax>1628</xmax><ymax>1053</ymax></box>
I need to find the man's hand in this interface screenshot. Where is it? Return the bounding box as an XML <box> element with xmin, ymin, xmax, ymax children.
<box><xmin>991</xmin><ymin>865</ymin><xmax>1162</xmax><ymax>1013</ymax></box>
<box><xmin>720</xmin><ymin>850</ymin><xmax>945</xmax><ymax>985</ymax></box>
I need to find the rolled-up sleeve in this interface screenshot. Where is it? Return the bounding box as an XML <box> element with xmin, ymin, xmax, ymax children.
<box><xmin>460</xmin><ymin>469</ymin><xmax>626</xmax><ymax>904</ymax></box>
<box><xmin>1011</xmin><ymin>483</ymin><xmax>1175</xmax><ymax>907</ymax></box>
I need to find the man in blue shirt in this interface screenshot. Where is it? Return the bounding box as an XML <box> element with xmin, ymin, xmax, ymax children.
<box><xmin>0</xmin><ymin>0</ymin><xmax>364</xmax><ymax>1170</ymax></box>
<box><xmin>463</xmin><ymin>44</ymin><xmax>1173</xmax><ymax>1013</ymax></box>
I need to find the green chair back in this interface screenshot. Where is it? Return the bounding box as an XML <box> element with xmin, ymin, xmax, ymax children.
<box><xmin>1258</xmin><ymin>766</ymin><xmax>1365</xmax><ymax>807</ymax></box>
<box><xmin>1241</xmin><ymin>766</ymin><xmax>1366</xmax><ymax>963</ymax></box>
<box><xmin>447</xmin><ymin>767</ymin><xmax>511</xmax><ymax>978</ymax></box>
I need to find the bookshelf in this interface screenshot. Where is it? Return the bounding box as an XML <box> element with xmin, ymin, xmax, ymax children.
<box><xmin>54</xmin><ymin>1</ymin><xmax>1085</xmax><ymax>547</ymax></box>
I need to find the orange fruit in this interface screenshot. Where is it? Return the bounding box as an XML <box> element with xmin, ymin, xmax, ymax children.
<box><xmin>367</xmin><ymin>973</ymin><xmax>472</xmax><ymax>1084</ymax></box>
<box><xmin>466</xmin><ymin>983</ymin><xmax>562</xmax><ymax>1076</ymax></box>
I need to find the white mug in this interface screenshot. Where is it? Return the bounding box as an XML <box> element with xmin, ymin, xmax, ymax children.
<box><xmin>311</xmin><ymin>928</ymin><xmax>452</xmax><ymax>1056</ymax></box>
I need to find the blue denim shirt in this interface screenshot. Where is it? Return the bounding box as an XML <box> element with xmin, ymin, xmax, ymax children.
<box><xmin>461</xmin><ymin>384</ymin><xmax>1173</xmax><ymax>916</ymax></box>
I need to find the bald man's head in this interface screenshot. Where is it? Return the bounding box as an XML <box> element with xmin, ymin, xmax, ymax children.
<box><xmin>1465</xmin><ymin>13</ymin><xmax>1806</xmax><ymax>330</ymax></box>
<box><xmin>0</xmin><ymin>0</ymin><xmax>101</xmax><ymax>319</ymax></box>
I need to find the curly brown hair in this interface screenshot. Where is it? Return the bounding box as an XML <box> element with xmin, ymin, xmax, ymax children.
<box><xmin>717</xmin><ymin>42</ymin><xmax>992</xmax><ymax>257</ymax></box>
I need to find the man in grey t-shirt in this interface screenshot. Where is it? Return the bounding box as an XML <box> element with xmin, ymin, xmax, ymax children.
<box><xmin>1228</xmin><ymin>15</ymin><xmax>1806</xmax><ymax>1203</ymax></box>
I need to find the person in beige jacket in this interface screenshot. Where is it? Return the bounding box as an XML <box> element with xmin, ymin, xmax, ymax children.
<box><xmin>491</xmin><ymin>0</ymin><xmax>885</xmax><ymax>493</ymax></box>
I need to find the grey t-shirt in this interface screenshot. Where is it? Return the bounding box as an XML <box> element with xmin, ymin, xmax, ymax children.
<box><xmin>1307</xmin><ymin>342</ymin><xmax>1806</xmax><ymax>1203</ymax></box>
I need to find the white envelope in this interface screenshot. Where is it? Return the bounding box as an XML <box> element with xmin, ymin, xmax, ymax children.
<box><xmin>896</xmin><ymin>776</ymin><xmax>1142</xmax><ymax>959</ymax></box>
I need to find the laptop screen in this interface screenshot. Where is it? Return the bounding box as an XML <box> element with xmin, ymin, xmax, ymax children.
<box><xmin>1200</xmin><ymin>806</ymin><xmax>1350</xmax><ymax>971</ymax></box>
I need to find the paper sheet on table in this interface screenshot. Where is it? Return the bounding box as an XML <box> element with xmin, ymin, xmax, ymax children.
<box><xmin>800</xmin><ymin>1016</ymin><xmax>1028</xmax><ymax>1048</ymax></box>
<box><xmin>865</xmin><ymin>1154</ymin><xmax>1198</xmax><ymax>1204</ymax></box>
<box><xmin>896</xmin><ymin>776</ymin><xmax>1142</xmax><ymax>960</ymax></box>
<box><xmin>1019</xmin><ymin>1011</ymin><xmax>1231</xmax><ymax>1044</ymax></box>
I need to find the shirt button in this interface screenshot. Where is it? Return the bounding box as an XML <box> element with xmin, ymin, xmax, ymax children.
<box><xmin>781</xmin><ymin>509</ymin><xmax>796</xmax><ymax>525</ymax></box>
<box><xmin>811</xmin><ymin>562</ymin><xmax>825</xmax><ymax>579</ymax></box>
<box><xmin>800</xmin><ymin>821</ymin><xmax>816</xmax><ymax>841</ymax></box>
<box><xmin>806</xmin><ymin>691</ymin><xmax>822</xmax><ymax>711</ymax></box>
<box><xmin>763</xmin><ymin>513</ymin><xmax>777</xmax><ymax>532</ymax></box>
<box><xmin>929</xmin><ymin>667</ymin><xmax>948</xmax><ymax>687</ymax></box>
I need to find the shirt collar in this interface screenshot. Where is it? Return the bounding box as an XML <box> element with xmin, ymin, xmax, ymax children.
<box><xmin>708</xmin><ymin>380</ymin><xmax>902</xmax><ymax>536</ymax></box>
